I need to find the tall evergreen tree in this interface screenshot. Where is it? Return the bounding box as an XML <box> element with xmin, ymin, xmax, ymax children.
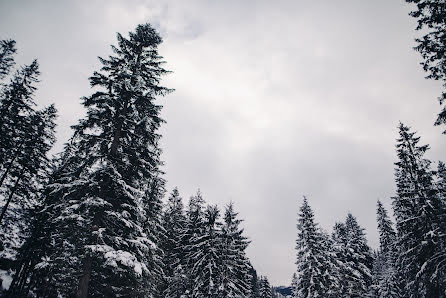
<box><xmin>189</xmin><ymin>204</ymin><xmax>222</xmax><ymax>298</ymax></box>
<box><xmin>181</xmin><ymin>190</ymin><xmax>206</xmax><ymax>296</ymax></box>
<box><xmin>248</xmin><ymin>264</ymin><xmax>260</xmax><ymax>298</ymax></box>
<box><xmin>294</xmin><ymin>197</ymin><xmax>331</xmax><ymax>297</ymax></box>
<box><xmin>7</xmin><ymin>23</ymin><xmax>171</xmax><ymax>298</ymax></box>
<box><xmin>370</xmin><ymin>200</ymin><xmax>400</xmax><ymax>297</ymax></box>
<box><xmin>258</xmin><ymin>276</ymin><xmax>272</xmax><ymax>298</ymax></box>
<box><xmin>392</xmin><ymin>123</ymin><xmax>446</xmax><ymax>297</ymax></box>
<box><xmin>291</xmin><ymin>272</ymin><xmax>298</xmax><ymax>297</ymax></box>
<box><xmin>331</xmin><ymin>214</ymin><xmax>373</xmax><ymax>297</ymax></box>
<box><xmin>161</xmin><ymin>187</ymin><xmax>187</xmax><ymax>297</ymax></box>
<box><xmin>218</xmin><ymin>202</ymin><xmax>251</xmax><ymax>297</ymax></box>
<box><xmin>0</xmin><ymin>44</ymin><xmax>57</xmax><ymax>292</ymax></box>
<box><xmin>405</xmin><ymin>0</ymin><xmax>446</xmax><ymax>130</ymax></box>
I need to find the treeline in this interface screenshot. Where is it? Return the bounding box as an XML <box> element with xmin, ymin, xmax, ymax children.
<box><xmin>0</xmin><ymin>24</ymin><xmax>276</xmax><ymax>297</ymax></box>
<box><xmin>292</xmin><ymin>123</ymin><xmax>446</xmax><ymax>297</ymax></box>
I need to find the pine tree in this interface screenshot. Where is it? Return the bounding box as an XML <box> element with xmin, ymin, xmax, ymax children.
<box><xmin>0</xmin><ymin>46</ymin><xmax>57</xmax><ymax>292</ymax></box>
<box><xmin>331</xmin><ymin>214</ymin><xmax>373</xmax><ymax>297</ymax></box>
<box><xmin>161</xmin><ymin>187</ymin><xmax>187</xmax><ymax>297</ymax></box>
<box><xmin>258</xmin><ymin>276</ymin><xmax>272</xmax><ymax>298</ymax></box>
<box><xmin>294</xmin><ymin>197</ymin><xmax>331</xmax><ymax>297</ymax></box>
<box><xmin>248</xmin><ymin>264</ymin><xmax>260</xmax><ymax>298</ymax></box>
<box><xmin>7</xmin><ymin>23</ymin><xmax>172</xmax><ymax>297</ymax></box>
<box><xmin>392</xmin><ymin>123</ymin><xmax>446</xmax><ymax>297</ymax></box>
<box><xmin>181</xmin><ymin>190</ymin><xmax>206</xmax><ymax>296</ymax></box>
<box><xmin>218</xmin><ymin>202</ymin><xmax>251</xmax><ymax>297</ymax></box>
<box><xmin>0</xmin><ymin>39</ymin><xmax>16</xmax><ymax>80</ymax></box>
<box><xmin>291</xmin><ymin>272</ymin><xmax>298</xmax><ymax>297</ymax></box>
<box><xmin>188</xmin><ymin>204</ymin><xmax>222</xmax><ymax>298</ymax></box>
<box><xmin>405</xmin><ymin>0</ymin><xmax>446</xmax><ymax>130</ymax></box>
<box><xmin>371</xmin><ymin>200</ymin><xmax>400</xmax><ymax>297</ymax></box>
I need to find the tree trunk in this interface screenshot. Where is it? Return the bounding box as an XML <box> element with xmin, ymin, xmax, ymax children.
<box><xmin>76</xmin><ymin>255</ymin><xmax>92</xmax><ymax>298</ymax></box>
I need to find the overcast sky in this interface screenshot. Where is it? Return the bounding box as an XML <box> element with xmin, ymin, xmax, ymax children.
<box><xmin>1</xmin><ymin>0</ymin><xmax>446</xmax><ymax>286</ymax></box>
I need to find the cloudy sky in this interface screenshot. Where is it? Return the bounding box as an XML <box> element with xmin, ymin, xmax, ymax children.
<box><xmin>1</xmin><ymin>0</ymin><xmax>445</xmax><ymax>286</ymax></box>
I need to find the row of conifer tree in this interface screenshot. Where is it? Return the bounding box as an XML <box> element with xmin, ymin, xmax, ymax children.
<box><xmin>292</xmin><ymin>125</ymin><xmax>446</xmax><ymax>297</ymax></box>
<box><xmin>0</xmin><ymin>24</ymin><xmax>279</xmax><ymax>297</ymax></box>
<box><xmin>291</xmin><ymin>1</ymin><xmax>446</xmax><ymax>296</ymax></box>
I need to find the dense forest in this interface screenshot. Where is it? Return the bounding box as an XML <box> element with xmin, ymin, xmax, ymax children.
<box><xmin>0</xmin><ymin>0</ymin><xmax>445</xmax><ymax>297</ymax></box>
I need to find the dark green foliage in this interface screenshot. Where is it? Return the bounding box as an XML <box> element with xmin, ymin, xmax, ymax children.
<box><xmin>405</xmin><ymin>0</ymin><xmax>446</xmax><ymax>130</ymax></box>
<box><xmin>0</xmin><ymin>40</ymin><xmax>16</xmax><ymax>80</ymax></box>
<box><xmin>392</xmin><ymin>123</ymin><xmax>446</xmax><ymax>297</ymax></box>
<box><xmin>0</xmin><ymin>40</ymin><xmax>57</xmax><ymax>293</ymax></box>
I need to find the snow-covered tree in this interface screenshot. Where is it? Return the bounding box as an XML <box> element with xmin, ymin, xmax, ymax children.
<box><xmin>0</xmin><ymin>45</ymin><xmax>57</xmax><ymax>292</ymax></box>
<box><xmin>181</xmin><ymin>190</ymin><xmax>206</xmax><ymax>296</ymax></box>
<box><xmin>370</xmin><ymin>200</ymin><xmax>400</xmax><ymax>297</ymax></box>
<box><xmin>294</xmin><ymin>197</ymin><xmax>331</xmax><ymax>297</ymax></box>
<box><xmin>7</xmin><ymin>23</ymin><xmax>171</xmax><ymax>297</ymax></box>
<box><xmin>189</xmin><ymin>204</ymin><xmax>222</xmax><ymax>297</ymax></box>
<box><xmin>291</xmin><ymin>272</ymin><xmax>298</xmax><ymax>297</ymax></box>
<box><xmin>331</xmin><ymin>213</ymin><xmax>373</xmax><ymax>297</ymax></box>
<box><xmin>392</xmin><ymin>123</ymin><xmax>445</xmax><ymax>297</ymax></box>
<box><xmin>258</xmin><ymin>276</ymin><xmax>272</xmax><ymax>298</ymax></box>
<box><xmin>218</xmin><ymin>202</ymin><xmax>251</xmax><ymax>297</ymax></box>
<box><xmin>161</xmin><ymin>187</ymin><xmax>187</xmax><ymax>297</ymax></box>
<box><xmin>249</xmin><ymin>264</ymin><xmax>260</xmax><ymax>298</ymax></box>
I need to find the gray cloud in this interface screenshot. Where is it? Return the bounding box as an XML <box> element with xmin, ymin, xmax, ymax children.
<box><xmin>1</xmin><ymin>0</ymin><xmax>445</xmax><ymax>285</ymax></box>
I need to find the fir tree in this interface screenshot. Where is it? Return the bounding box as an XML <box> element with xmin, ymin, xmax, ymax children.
<box><xmin>248</xmin><ymin>264</ymin><xmax>260</xmax><ymax>298</ymax></box>
<box><xmin>189</xmin><ymin>204</ymin><xmax>222</xmax><ymax>298</ymax></box>
<box><xmin>405</xmin><ymin>0</ymin><xmax>446</xmax><ymax>130</ymax></box>
<box><xmin>161</xmin><ymin>187</ymin><xmax>187</xmax><ymax>297</ymax></box>
<box><xmin>258</xmin><ymin>276</ymin><xmax>272</xmax><ymax>298</ymax></box>
<box><xmin>392</xmin><ymin>123</ymin><xmax>446</xmax><ymax>297</ymax></box>
<box><xmin>0</xmin><ymin>47</ymin><xmax>57</xmax><ymax>292</ymax></box>
<box><xmin>218</xmin><ymin>202</ymin><xmax>251</xmax><ymax>297</ymax></box>
<box><xmin>182</xmin><ymin>190</ymin><xmax>206</xmax><ymax>296</ymax></box>
<box><xmin>331</xmin><ymin>214</ymin><xmax>373</xmax><ymax>297</ymax></box>
<box><xmin>7</xmin><ymin>23</ymin><xmax>171</xmax><ymax>297</ymax></box>
<box><xmin>371</xmin><ymin>200</ymin><xmax>400</xmax><ymax>297</ymax></box>
<box><xmin>291</xmin><ymin>272</ymin><xmax>298</xmax><ymax>297</ymax></box>
<box><xmin>294</xmin><ymin>197</ymin><xmax>331</xmax><ymax>297</ymax></box>
<box><xmin>0</xmin><ymin>39</ymin><xmax>16</xmax><ymax>80</ymax></box>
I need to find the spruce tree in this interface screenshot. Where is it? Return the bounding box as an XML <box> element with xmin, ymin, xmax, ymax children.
<box><xmin>0</xmin><ymin>39</ymin><xmax>16</xmax><ymax>80</ymax></box>
<box><xmin>0</xmin><ymin>46</ymin><xmax>57</xmax><ymax>291</ymax></box>
<box><xmin>7</xmin><ymin>23</ymin><xmax>171</xmax><ymax>297</ymax></box>
<box><xmin>182</xmin><ymin>190</ymin><xmax>206</xmax><ymax>296</ymax></box>
<box><xmin>258</xmin><ymin>276</ymin><xmax>272</xmax><ymax>298</ymax></box>
<box><xmin>218</xmin><ymin>202</ymin><xmax>251</xmax><ymax>297</ymax></box>
<box><xmin>189</xmin><ymin>204</ymin><xmax>222</xmax><ymax>298</ymax></box>
<box><xmin>248</xmin><ymin>264</ymin><xmax>260</xmax><ymax>298</ymax></box>
<box><xmin>294</xmin><ymin>197</ymin><xmax>331</xmax><ymax>297</ymax></box>
<box><xmin>161</xmin><ymin>187</ymin><xmax>187</xmax><ymax>297</ymax></box>
<box><xmin>331</xmin><ymin>214</ymin><xmax>373</xmax><ymax>297</ymax></box>
<box><xmin>405</xmin><ymin>0</ymin><xmax>446</xmax><ymax>130</ymax></box>
<box><xmin>392</xmin><ymin>123</ymin><xmax>446</xmax><ymax>297</ymax></box>
<box><xmin>371</xmin><ymin>200</ymin><xmax>400</xmax><ymax>297</ymax></box>
<box><xmin>291</xmin><ymin>272</ymin><xmax>298</xmax><ymax>297</ymax></box>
